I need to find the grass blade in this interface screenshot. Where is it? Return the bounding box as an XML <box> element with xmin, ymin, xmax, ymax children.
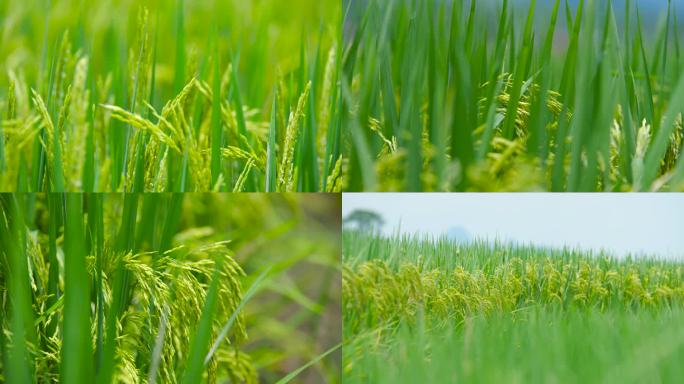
<box><xmin>266</xmin><ymin>87</ymin><xmax>278</xmax><ymax>192</ymax></box>
<box><xmin>61</xmin><ymin>194</ymin><xmax>93</xmax><ymax>383</ymax></box>
<box><xmin>205</xmin><ymin>267</ymin><xmax>271</xmax><ymax>364</ymax></box>
<box><xmin>181</xmin><ymin>258</ymin><xmax>223</xmax><ymax>383</ymax></box>
<box><xmin>275</xmin><ymin>342</ymin><xmax>342</xmax><ymax>384</ymax></box>
<box><xmin>0</xmin><ymin>195</ymin><xmax>36</xmax><ymax>384</ymax></box>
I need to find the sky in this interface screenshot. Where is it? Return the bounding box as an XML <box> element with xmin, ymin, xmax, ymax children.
<box><xmin>342</xmin><ymin>194</ymin><xmax>684</xmax><ymax>260</ymax></box>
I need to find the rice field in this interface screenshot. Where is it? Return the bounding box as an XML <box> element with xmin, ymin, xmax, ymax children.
<box><xmin>0</xmin><ymin>193</ymin><xmax>341</xmax><ymax>383</ymax></box>
<box><xmin>343</xmin><ymin>230</ymin><xmax>684</xmax><ymax>383</ymax></box>
<box><xmin>342</xmin><ymin>0</ymin><xmax>684</xmax><ymax>191</ymax></box>
<box><xmin>4</xmin><ymin>0</ymin><xmax>683</xmax><ymax>382</ymax></box>
<box><xmin>0</xmin><ymin>0</ymin><xmax>341</xmax><ymax>192</ymax></box>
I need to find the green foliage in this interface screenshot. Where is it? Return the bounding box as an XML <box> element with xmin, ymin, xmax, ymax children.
<box><xmin>0</xmin><ymin>195</ymin><xmax>36</xmax><ymax>383</ymax></box>
<box><xmin>0</xmin><ymin>0</ymin><xmax>341</xmax><ymax>192</ymax></box>
<box><xmin>346</xmin><ymin>308</ymin><xmax>684</xmax><ymax>383</ymax></box>
<box><xmin>343</xmin><ymin>0</ymin><xmax>684</xmax><ymax>191</ymax></box>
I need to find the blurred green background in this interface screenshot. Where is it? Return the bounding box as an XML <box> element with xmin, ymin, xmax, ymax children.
<box><xmin>179</xmin><ymin>194</ymin><xmax>341</xmax><ymax>383</ymax></box>
<box><xmin>0</xmin><ymin>0</ymin><xmax>339</xmax><ymax>110</ymax></box>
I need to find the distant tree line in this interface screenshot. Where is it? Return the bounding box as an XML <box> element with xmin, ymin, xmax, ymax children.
<box><xmin>343</xmin><ymin>209</ymin><xmax>384</xmax><ymax>232</ymax></box>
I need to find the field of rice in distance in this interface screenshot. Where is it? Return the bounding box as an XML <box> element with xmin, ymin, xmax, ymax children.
<box><xmin>343</xmin><ymin>231</ymin><xmax>684</xmax><ymax>383</ymax></box>
<box><xmin>0</xmin><ymin>193</ymin><xmax>341</xmax><ymax>383</ymax></box>
<box><xmin>0</xmin><ymin>0</ymin><xmax>341</xmax><ymax>192</ymax></box>
<box><xmin>343</xmin><ymin>0</ymin><xmax>684</xmax><ymax>191</ymax></box>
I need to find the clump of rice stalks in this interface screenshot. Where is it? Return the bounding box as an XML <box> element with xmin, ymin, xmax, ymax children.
<box><xmin>0</xmin><ymin>194</ymin><xmax>252</xmax><ymax>383</ymax></box>
<box><xmin>343</xmin><ymin>231</ymin><xmax>684</xmax><ymax>336</ymax></box>
<box><xmin>344</xmin><ymin>0</ymin><xmax>684</xmax><ymax>191</ymax></box>
<box><xmin>0</xmin><ymin>0</ymin><xmax>341</xmax><ymax>192</ymax></box>
<box><xmin>345</xmin><ymin>257</ymin><xmax>684</xmax><ymax>335</ymax></box>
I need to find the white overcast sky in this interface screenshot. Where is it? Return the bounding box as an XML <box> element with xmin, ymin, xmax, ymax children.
<box><xmin>342</xmin><ymin>194</ymin><xmax>684</xmax><ymax>260</ymax></box>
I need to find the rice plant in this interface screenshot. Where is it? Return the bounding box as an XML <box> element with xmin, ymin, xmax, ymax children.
<box><xmin>343</xmin><ymin>230</ymin><xmax>684</xmax><ymax>382</ymax></box>
<box><xmin>342</xmin><ymin>0</ymin><xmax>684</xmax><ymax>191</ymax></box>
<box><xmin>0</xmin><ymin>193</ymin><xmax>341</xmax><ymax>383</ymax></box>
<box><xmin>0</xmin><ymin>0</ymin><xmax>342</xmax><ymax>192</ymax></box>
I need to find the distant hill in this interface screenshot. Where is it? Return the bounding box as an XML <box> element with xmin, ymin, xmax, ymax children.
<box><xmin>446</xmin><ymin>226</ymin><xmax>472</xmax><ymax>243</ymax></box>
